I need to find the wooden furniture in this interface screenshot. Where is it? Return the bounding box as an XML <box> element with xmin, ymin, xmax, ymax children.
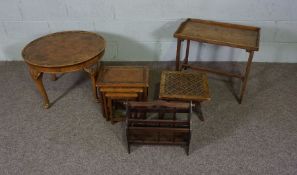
<box><xmin>96</xmin><ymin>66</ymin><xmax>149</xmax><ymax>123</ymax></box>
<box><xmin>126</xmin><ymin>100</ymin><xmax>192</xmax><ymax>155</ymax></box>
<box><xmin>22</xmin><ymin>31</ymin><xmax>105</xmax><ymax>108</ymax></box>
<box><xmin>106</xmin><ymin>93</ymin><xmax>139</xmax><ymax>123</ymax></box>
<box><xmin>159</xmin><ymin>71</ymin><xmax>210</xmax><ymax>121</ymax></box>
<box><xmin>174</xmin><ymin>18</ymin><xmax>260</xmax><ymax>103</ymax></box>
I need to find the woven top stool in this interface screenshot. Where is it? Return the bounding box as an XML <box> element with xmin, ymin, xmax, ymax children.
<box><xmin>159</xmin><ymin>71</ymin><xmax>210</xmax><ymax>121</ymax></box>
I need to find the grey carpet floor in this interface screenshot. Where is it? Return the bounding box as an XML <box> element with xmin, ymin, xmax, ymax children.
<box><xmin>0</xmin><ymin>61</ymin><xmax>296</xmax><ymax>175</ymax></box>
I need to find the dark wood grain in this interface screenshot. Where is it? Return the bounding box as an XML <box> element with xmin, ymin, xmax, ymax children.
<box><xmin>126</xmin><ymin>100</ymin><xmax>192</xmax><ymax>155</ymax></box>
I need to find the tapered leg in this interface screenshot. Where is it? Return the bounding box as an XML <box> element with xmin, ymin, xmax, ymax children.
<box><xmin>239</xmin><ymin>51</ymin><xmax>254</xmax><ymax>104</ymax></box>
<box><xmin>84</xmin><ymin>64</ymin><xmax>99</xmax><ymax>102</ymax></box>
<box><xmin>175</xmin><ymin>39</ymin><xmax>182</xmax><ymax>71</ymax></box>
<box><xmin>29</xmin><ymin>68</ymin><xmax>50</xmax><ymax>109</ymax></box>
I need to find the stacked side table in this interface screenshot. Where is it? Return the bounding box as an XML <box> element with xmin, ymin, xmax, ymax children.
<box><xmin>96</xmin><ymin>66</ymin><xmax>149</xmax><ymax>123</ymax></box>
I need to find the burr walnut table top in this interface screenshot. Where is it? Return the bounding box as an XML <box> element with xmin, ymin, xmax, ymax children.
<box><xmin>159</xmin><ymin>71</ymin><xmax>210</xmax><ymax>102</ymax></box>
<box><xmin>22</xmin><ymin>31</ymin><xmax>105</xmax><ymax>68</ymax></box>
<box><xmin>174</xmin><ymin>18</ymin><xmax>260</xmax><ymax>51</ymax></box>
<box><xmin>96</xmin><ymin>66</ymin><xmax>149</xmax><ymax>88</ymax></box>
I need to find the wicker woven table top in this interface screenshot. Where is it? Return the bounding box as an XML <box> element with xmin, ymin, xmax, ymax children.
<box><xmin>159</xmin><ymin>71</ymin><xmax>210</xmax><ymax>102</ymax></box>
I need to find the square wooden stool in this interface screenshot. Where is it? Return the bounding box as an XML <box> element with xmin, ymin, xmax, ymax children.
<box><xmin>96</xmin><ymin>66</ymin><xmax>149</xmax><ymax>122</ymax></box>
<box><xmin>159</xmin><ymin>71</ymin><xmax>210</xmax><ymax>121</ymax></box>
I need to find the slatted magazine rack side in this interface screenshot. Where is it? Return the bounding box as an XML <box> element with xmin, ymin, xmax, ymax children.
<box><xmin>126</xmin><ymin>101</ymin><xmax>192</xmax><ymax>155</ymax></box>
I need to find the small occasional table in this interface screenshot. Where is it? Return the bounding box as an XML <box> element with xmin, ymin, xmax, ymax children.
<box><xmin>159</xmin><ymin>71</ymin><xmax>210</xmax><ymax>121</ymax></box>
<box><xmin>96</xmin><ymin>66</ymin><xmax>149</xmax><ymax>123</ymax></box>
<box><xmin>22</xmin><ymin>31</ymin><xmax>105</xmax><ymax>108</ymax></box>
<box><xmin>174</xmin><ymin>18</ymin><xmax>260</xmax><ymax>103</ymax></box>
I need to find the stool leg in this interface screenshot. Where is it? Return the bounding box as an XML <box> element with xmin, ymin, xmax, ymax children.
<box><xmin>186</xmin><ymin>130</ymin><xmax>191</xmax><ymax>156</ymax></box>
<box><xmin>194</xmin><ymin>102</ymin><xmax>204</xmax><ymax>121</ymax></box>
<box><xmin>100</xmin><ymin>91</ymin><xmax>108</xmax><ymax>120</ymax></box>
<box><xmin>107</xmin><ymin>97</ymin><xmax>113</xmax><ymax>123</ymax></box>
<box><xmin>127</xmin><ymin>131</ymin><xmax>131</xmax><ymax>154</ymax></box>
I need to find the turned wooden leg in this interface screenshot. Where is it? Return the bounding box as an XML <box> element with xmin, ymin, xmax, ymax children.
<box><xmin>84</xmin><ymin>64</ymin><xmax>99</xmax><ymax>102</ymax></box>
<box><xmin>51</xmin><ymin>74</ymin><xmax>57</xmax><ymax>81</ymax></box>
<box><xmin>239</xmin><ymin>51</ymin><xmax>254</xmax><ymax>104</ymax></box>
<box><xmin>29</xmin><ymin>68</ymin><xmax>50</xmax><ymax>109</ymax></box>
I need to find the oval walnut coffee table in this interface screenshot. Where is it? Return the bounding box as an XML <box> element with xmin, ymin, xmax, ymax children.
<box><xmin>22</xmin><ymin>31</ymin><xmax>105</xmax><ymax>108</ymax></box>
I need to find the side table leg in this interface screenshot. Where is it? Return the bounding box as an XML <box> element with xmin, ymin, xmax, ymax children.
<box><xmin>183</xmin><ymin>40</ymin><xmax>190</xmax><ymax>70</ymax></box>
<box><xmin>51</xmin><ymin>74</ymin><xmax>57</xmax><ymax>81</ymax></box>
<box><xmin>175</xmin><ymin>39</ymin><xmax>182</xmax><ymax>71</ymax></box>
<box><xmin>84</xmin><ymin>64</ymin><xmax>99</xmax><ymax>102</ymax></box>
<box><xmin>239</xmin><ymin>51</ymin><xmax>254</xmax><ymax>104</ymax></box>
<box><xmin>29</xmin><ymin>68</ymin><xmax>50</xmax><ymax>109</ymax></box>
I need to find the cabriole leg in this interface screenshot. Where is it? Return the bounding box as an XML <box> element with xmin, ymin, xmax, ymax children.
<box><xmin>29</xmin><ymin>68</ymin><xmax>50</xmax><ymax>109</ymax></box>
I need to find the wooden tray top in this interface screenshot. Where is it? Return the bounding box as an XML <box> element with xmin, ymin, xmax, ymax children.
<box><xmin>97</xmin><ymin>66</ymin><xmax>149</xmax><ymax>87</ymax></box>
<box><xmin>174</xmin><ymin>18</ymin><xmax>260</xmax><ymax>51</ymax></box>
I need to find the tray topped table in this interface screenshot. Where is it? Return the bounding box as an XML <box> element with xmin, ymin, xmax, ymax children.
<box><xmin>96</xmin><ymin>66</ymin><xmax>149</xmax><ymax>122</ymax></box>
<box><xmin>174</xmin><ymin>18</ymin><xmax>260</xmax><ymax>103</ymax></box>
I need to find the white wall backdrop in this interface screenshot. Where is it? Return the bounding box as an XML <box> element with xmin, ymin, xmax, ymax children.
<box><xmin>0</xmin><ymin>0</ymin><xmax>297</xmax><ymax>62</ymax></box>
